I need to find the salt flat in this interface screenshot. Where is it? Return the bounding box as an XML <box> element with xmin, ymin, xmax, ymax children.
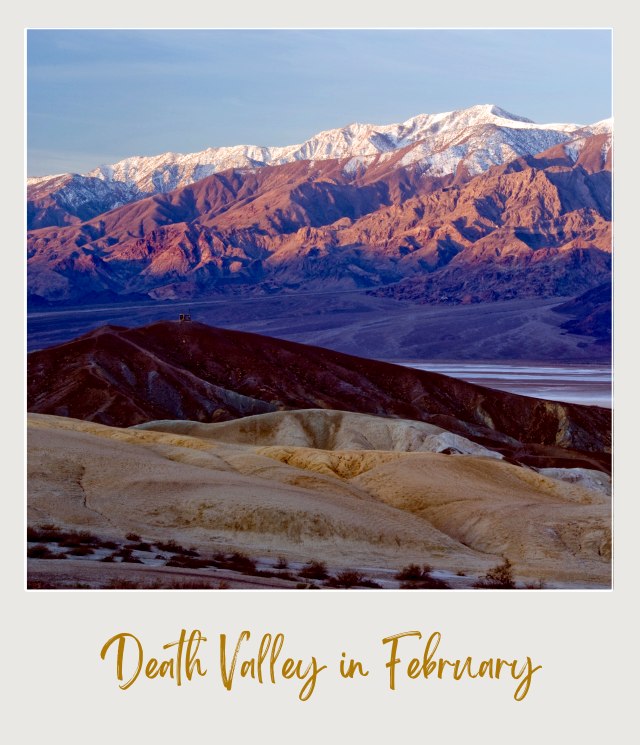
<box><xmin>400</xmin><ymin>363</ymin><xmax>612</xmax><ymax>407</ymax></box>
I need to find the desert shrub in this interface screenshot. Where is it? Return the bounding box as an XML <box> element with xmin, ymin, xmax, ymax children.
<box><xmin>27</xmin><ymin>526</ymin><xmax>102</xmax><ymax>547</ymax></box>
<box><xmin>325</xmin><ymin>570</ymin><xmax>363</xmax><ymax>588</ymax></box>
<box><xmin>275</xmin><ymin>556</ymin><xmax>289</xmax><ymax>570</ymax></box>
<box><xmin>114</xmin><ymin>547</ymin><xmax>143</xmax><ymax>564</ymax></box>
<box><xmin>523</xmin><ymin>579</ymin><xmax>547</xmax><ymax>589</ymax></box>
<box><xmin>58</xmin><ymin>537</ymin><xmax>80</xmax><ymax>548</ymax></box>
<box><xmin>485</xmin><ymin>558</ymin><xmax>515</xmax><ymax>587</ymax></box>
<box><xmin>225</xmin><ymin>552</ymin><xmax>257</xmax><ymax>574</ymax></box>
<box><xmin>67</xmin><ymin>546</ymin><xmax>95</xmax><ymax>556</ymax></box>
<box><xmin>100</xmin><ymin>555</ymin><xmax>115</xmax><ymax>562</ymax></box>
<box><xmin>300</xmin><ymin>560</ymin><xmax>329</xmax><ymax>580</ymax></box>
<box><xmin>394</xmin><ymin>563</ymin><xmax>449</xmax><ymax>588</ymax></box>
<box><xmin>165</xmin><ymin>556</ymin><xmax>211</xmax><ymax>570</ymax></box>
<box><xmin>394</xmin><ymin>563</ymin><xmax>433</xmax><ymax>582</ymax></box>
<box><xmin>207</xmin><ymin>551</ymin><xmax>257</xmax><ymax>574</ymax></box>
<box><xmin>473</xmin><ymin>559</ymin><xmax>515</xmax><ymax>589</ymax></box>
<box><xmin>101</xmin><ymin>540</ymin><xmax>119</xmax><ymax>550</ymax></box>
<box><xmin>212</xmin><ymin>551</ymin><xmax>228</xmax><ymax>563</ymax></box>
<box><xmin>125</xmin><ymin>542</ymin><xmax>153</xmax><ymax>552</ymax></box>
<box><xmin>28</xmin><ymin>544</ymin><xmax>60</xmax><ymax>559</ymax></box>
<box><xmin>76</xmin><ymin>531</ymin><xmax>100</xmax><ymax>545</ymax></box>
<box><xmin>457</xmin><ymin>570</ymin><xmax>466</xmax><ymax>576</ymax></box>
<box><xmin>125</xmin><ymin>532</ymin><xmax>141</xmax><ymax>542</ymax></box>
<box><xmin>156</xmin><ymin>539</ymin><xmax>178</xmax><ymax>552</ymax></box>
<box><xmin>325</xmin><ymin>570</ymin><xmax>380</xmax><ymax>588</ymax></box>
<box><xmin>156</xmin><ymin>539</ymin><xmax>199</xmax><ymax>556</ymax></box>
<box><xmin>121</xmin><ymin>556</ymin><xmax>144</xmax><ymax>564</ymax></box>
<box><xmin>27</xmin><ymin>525</ymin><xmax>61</xmax><ymax>543</ymax></box>
<box><xmin>395</xmin><ymin>564</ymin><xmax>451</xmax><ymax>590</ymax></box>
<box><xmin>59</xmin><ymin>530</ymin><xmax>101</xmax><ymax>547</ymax></box>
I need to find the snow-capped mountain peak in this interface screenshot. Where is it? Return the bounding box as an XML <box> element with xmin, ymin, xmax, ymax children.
<box><xmin>28</xmin><ymin>104</ymin><xmax>611</xmax><ymax>224</ymax></box>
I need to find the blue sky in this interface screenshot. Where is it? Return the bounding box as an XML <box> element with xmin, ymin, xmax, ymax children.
<box><xmin>27</xmin><ymin>29</ymin><xmax>612</xmax><ymax>177</ymax></box>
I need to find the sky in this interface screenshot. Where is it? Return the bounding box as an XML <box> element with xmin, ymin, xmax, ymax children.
<box><xmin>27</xmin><ymin>29</ymin><xmax>612</xmax><ymax>177</ymax></box>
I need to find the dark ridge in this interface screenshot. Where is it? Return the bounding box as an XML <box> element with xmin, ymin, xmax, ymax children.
<box><xmin>27</xmin><ymin>320</ymin><xmax>611</xmax><ymax>473</ymax></box>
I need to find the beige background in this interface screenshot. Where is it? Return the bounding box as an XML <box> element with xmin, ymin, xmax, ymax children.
<box><xmin>6</xmin><ymin>3</ymin><xmax>637</xmax><ymax>742</ymax></box>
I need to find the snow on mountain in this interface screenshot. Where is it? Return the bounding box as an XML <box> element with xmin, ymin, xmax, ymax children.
<box><xmin>564</xmin><ymin>138</ymin><xmax>587</xmax><ymax>163</ymax></box>
<box><xmin>27</xmin><ymin>172</ymin><xmax>140</xmax><ymax>230</ymax></box>
<box><xmin>83</xmin><ymin>104</ymin><xmax>599</xmax><ymax>191</ymax></box>
<box><xmin>28</xmin><ymin>104</ymin><xmax>611</xmax><ymax>227</ymax></box>
<box><xmin>581</xmin><ymin>118</ymin><xmax>613</xmax><ymax>136</ymax></box>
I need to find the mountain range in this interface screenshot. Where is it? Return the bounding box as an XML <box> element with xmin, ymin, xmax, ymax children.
<box><xmin>28</xmin><ymin>104</ymin><xmax>610</xmax><ymax>219</ymax></box>
<box><xmin>27</xmin><ymin>104</ymin><xmax>612</xmax><ymax>307</ymax></box>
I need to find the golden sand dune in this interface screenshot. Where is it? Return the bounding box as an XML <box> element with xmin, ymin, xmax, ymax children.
<box><xmin>28</xmin><ymin>411</ymin><xmax>611</xmax><ymax>587</ymax></box>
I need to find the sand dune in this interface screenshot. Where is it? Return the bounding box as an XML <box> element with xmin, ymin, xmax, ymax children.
<box><xmin>27</xmin><ymin>410</ymin><xmax>611</xmax><ymax>587</ymax></box>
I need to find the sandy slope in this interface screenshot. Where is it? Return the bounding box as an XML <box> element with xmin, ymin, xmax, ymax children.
<box><xmin>27</xmin><ymin>410</ymin><xmax>611</xmax><ymax>587</ymax></box>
